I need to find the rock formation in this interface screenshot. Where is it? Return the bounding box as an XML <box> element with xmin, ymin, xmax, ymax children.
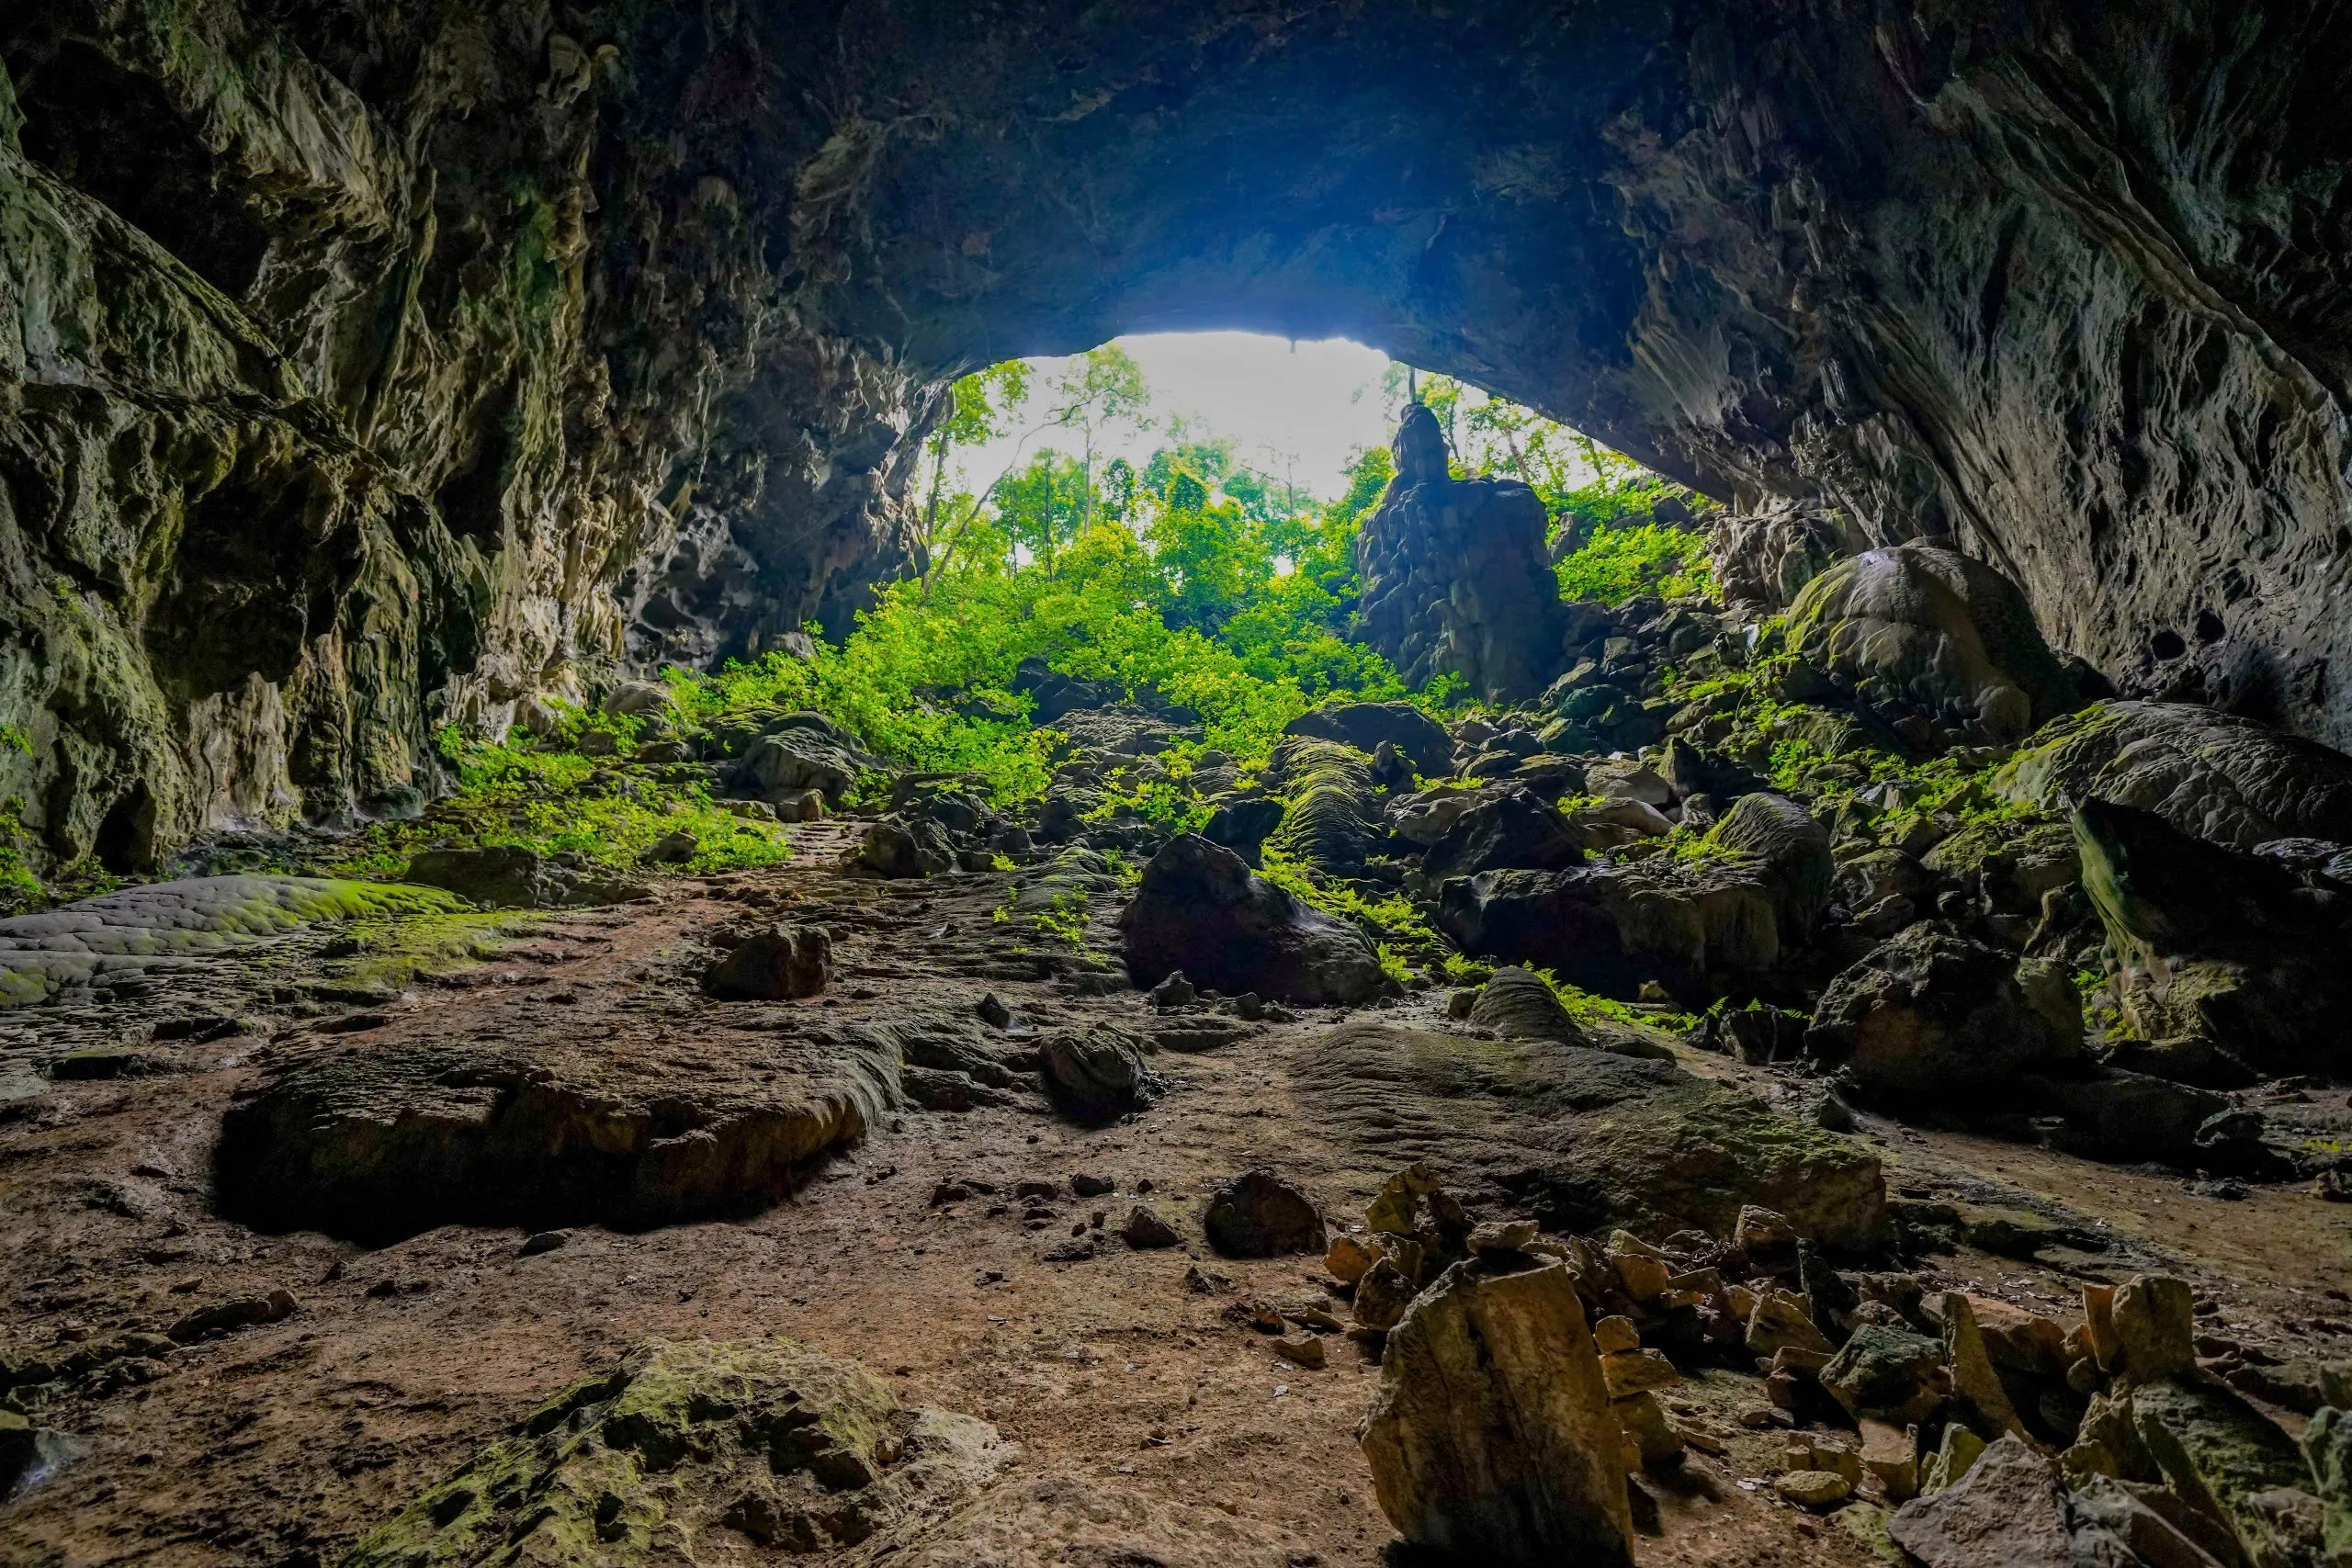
<box><xmin>13</xmin><ymin>2</ymin><xmax>2352</xmax><ymax>873</ymax></box>
<box><xmin>1352</xmin><ymin>402</ymin><xmax>1574</xmax><ymax>701</ymax></box>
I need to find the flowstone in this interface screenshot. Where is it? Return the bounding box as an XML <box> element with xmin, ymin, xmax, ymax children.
<box><xmin>1297</xmin><ymin>1021</ymin><xmax>1888</xmax><ymax>1246</ymax></box>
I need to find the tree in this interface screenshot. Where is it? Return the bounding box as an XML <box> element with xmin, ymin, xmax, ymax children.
<box><xmin>917</xmin><ymin>361</ymin><xmax>1030</xmax><ymax>574</ymax></box>
<box><xmin>1045</xmin><ymin>344</ymin><xmax>1151</xmax><ymax>535</ymax></box>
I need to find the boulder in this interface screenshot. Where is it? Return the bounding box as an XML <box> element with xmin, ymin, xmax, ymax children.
<box><xmin>1436</xmin><ymin>860</ymin><xmax>1783</xmax><ymax>1002</ymax></box>
<box><xmin>2129</xmin><ymin>1377</ymin><xmax>2320</xmax><ymax>1565</ymax></box>
<box><xmin>1468</xmin><ymin>967</ymin><xmax>1588</xmax><ymax>1046</ymax></box>
<box><xmin>1118</xmin><ymin>1205</ymin><xmax>1183</xmax><ymax>1249</ymax></box>
<box><xmin>858</xmin><ymin>816</ymin><xmax>957</xmax><ymax>879</ymax></box>
<box><xmin>1011</xmin><ymin>656</ymin><xmax>1123</xmax><ymax>721</ymax></box>
<box><xmin>213</xmin><ymin>1000</ymin><xmax>930</xmax><ymax>1242</ymax></box>
<box><xmin>1805</xmin><ymin>923</ymin><xmax>2083</xmax><ymax>1106</ymax></box>
<box><xmin>701</xmin><ymin>924</ymin><xmax>831</xmax><ymax>1001</ymax></box>
<box><xmin>1119</xmin><ymin>835</ymin><xmax>1386</xmax><ymax>1005</ymax></box>
<box><xmin>1785</xmin><ymin>540</ymin><xmax>2079</xmax><ymax>741</ymax></box>
<box><xmin>1358</xmin><ymin>1259</ymin><xmax>1635</xmax><ymax>1568</ymax></box>
<box><xmin>1887</xmin><ymin>1436</ymin><xmax>2080</xmax><ymax>1567</ymax></box>
<box><xmin>1821</xmin><ymin>1323</ymin><xmax>1951</xmax><ymax>1425</ymax></box>
<box><xmin>1200</xmin><ymin>793</ymin><xmax>1285</xmax><ymax>863</ymax></box>
<box><xmin>342</xmin><ymin>1338</ymin><xmax>1012</xmax><ymax>1565</ymax></box>
<box><xmin>1299</xmin><ymin>1021</ymin><xmax>1888</xmax><ymax>1246</ymax></box>
<box><xmin>1284</xmin><ymin>701</ymin><xmax>1455</xmax><ymax>778</ymax></box>
<box><xmin>736</xmin><ymin>723</ymin><xmax>870</xmax><ymax>805</ymax></box>
<box><xmin>1706</xmin><ymin>500</ymin><xmax>1863</xmax><ymax>615</ymax></box>
<box><xmin>1039</xmin><ymin>1026</ymin><xmax>1160</xmax><ymax>1122</ymax></box>
<box><xmin>1203</xmin><ymin>1169</ymin><xmax>1326</xmax><ymax>1258</ymax></box>
<box><xmin>1388</xmin><ymin>784</ymin><xmax>1491</xmax><ymax>848</ymax></box>
<box><xmin>1704</xmin><ymin>792</ymin><xmax>1835</xmax><ymax>937</ymax></box>
<box><xmin>404</xmin><ymin>846</ymin><xmax>650</xmax><ymax>909</ymax></box>
<box><xmin>1996</xmin><ymin>700</ymin><xmax>2352</xmax><ymax>852</ymax></box>
<box><xmin>2072</xmin><ymin>797</ymin><xmax>2352</xmax><ymax>1075</ymax></box>
<box><xmin>1423</xmin><ymin>789</ymin><xmax>1583</xmax><ymax>879</ymax></box>
<box><xmin>1585</xmin><ymin>759</ymin><xmax>1675</xmax><ymax>807</ymax></box>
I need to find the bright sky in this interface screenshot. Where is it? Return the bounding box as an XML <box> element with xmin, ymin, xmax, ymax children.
<box><xmin>948</xmin><ymin>331</ymin><xmax>1399</xmax><ymax>504</ymax></box>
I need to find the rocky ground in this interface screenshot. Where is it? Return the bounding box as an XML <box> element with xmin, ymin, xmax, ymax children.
<box><xmin>5</xmin><ymin>813</ymin><xmax>2349</xmax><ymax>1567</ymax></box>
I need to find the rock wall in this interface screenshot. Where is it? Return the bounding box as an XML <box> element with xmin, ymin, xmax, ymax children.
<box><xmin>0</xmin><ymin>3</ymin><xmax>930</xmax><ymax>872</ymax></box>
<box><xmin>7</xmin><ymin>0</ymin><xmax>2352</xmax><ymax>872</ymax></box>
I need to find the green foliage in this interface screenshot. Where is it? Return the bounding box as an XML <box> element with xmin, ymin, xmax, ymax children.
<box><xmin>1555</xmin><ymin>523</ymin><xmax>1715</xmax><ymax>606</ymax></box>
<box><xmin>322</xmin><ymin>725</ymin><xmax>797</xmax><ymax>881</ymax></box>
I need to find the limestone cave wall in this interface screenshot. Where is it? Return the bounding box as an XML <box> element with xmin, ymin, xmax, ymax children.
<box><xmin>4</xmin><ymin>0</ymin><xmax>2350</xmax><ymax>874</ymax></box>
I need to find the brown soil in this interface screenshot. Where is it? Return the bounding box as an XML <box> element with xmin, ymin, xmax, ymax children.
<box><xmin>3</xmin><ymin>826</ymin><xmax>2344</xmax><ymax>1566</ymax></box>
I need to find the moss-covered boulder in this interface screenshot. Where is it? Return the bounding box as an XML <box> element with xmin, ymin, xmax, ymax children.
<box><xmin>343</xmin><ymin>1338</ymin><xmax>1012</xmax><ymax>1565</ymax></box>
<box><xmin>1785</xmin><ymin>541</ymin><xmax>2078</xmax><ymax>742</ymax></box>
<box><xmin>1261</xmin><ymin>736</ymin><xmax>1381</xmax><ymax>875</ymax></box>
<box><xmin>1297</xmin><ymin>1021</ymin><xmax>1888</xmax><ymax>1247</ymax></box>
<box><xmin>1996</xmin><ymin>700</ymin><xmax>2352</xmax><ymax>851</ymax></box>
<box><xmin>1805</xmin><ymin>923</ymin><xmax>2083</xmax><ymax>1106</ymax></box>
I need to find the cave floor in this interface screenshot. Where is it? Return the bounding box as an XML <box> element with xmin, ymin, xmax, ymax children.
<box><xmin>3</xmin><ymin>825</ymin><xmax>2347</xmax><ymax>1567</ymax></box>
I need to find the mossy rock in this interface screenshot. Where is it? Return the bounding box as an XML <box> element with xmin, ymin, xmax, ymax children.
<box><xmin>0</xmin><ymin>874</ymin><xmax>467</xmax><ymax>1005</ymax></box>
<box><xmin>344</xmin><ymin>1338</ymin><xmax>1012</xmax><ymax>1565</ymax></box>
<box><xmin>1261</xmin><ymin>737</ymin><xmax>1379</xmax><ymax>875</ymax></box>
<box><xmin>1296</xmin><ymin>1021</ymin><xmax>1887</xmax><ymax>1247</ymax></box>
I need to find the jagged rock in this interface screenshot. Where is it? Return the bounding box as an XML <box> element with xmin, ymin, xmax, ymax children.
<box><xmin>1938</xmin><ymin>1292</ymin><xmax>2024</xmax><ymax>1438</ymax></box>
<box><xmin>1436</xmin><ymin>860</ymin><xmax>1784</xmax><ymax>1002</ymax></box>
<box><xmin>1300</xmin><ymin>1021</ymin><xmax>1888</xmax><ymax>1246</ymax></box>
<box><xmin>1119</xmin><ymin>1205</ymin><xmax>1183</xmax><ymax>1249</ymax></box>
<box><xmin>1805</xmin><ymin>923</ymin><xmax>2083</xmax><ymax>1105</ymax></box>
<box><xmin>1888</xmin><ymin>1436</ymin><xmax>2079</xmax><ymax>1567</ymax></box>
<box><xmin>1423</xmin><ymin>789</ymin><xmax>1583</xmax><ymax>879</ymax></box>
<box><xmin>341</xmin><ymin>1338</ymin><xmax>1012</xmax><ymax>1564</ymax></box>
<box><xmin>701</xmin><ymin>924</ymin><xmax>831</xmax><ymax>1001</ymax></box>
<box><xmin>1118</xmin><ymin>834</ymin><xmax>1386</xmax><ymax>1005</ymax></box>
<box><xmin>1998</xmin><ymin>701</ymin><xmax>2352</xmax><ymax>852</ymax></box>
<box><xmin>1038</xmin><ymin>1026</ymin><xmax>1160</xmax><ymax>1121</ymax></box>
<box><xmin>2129</xmin><ymin>1378</ymin><xmax>2320</xmax><ymax>1564</ymax></box>
<box><xmin>1820</xmin><ymin>1324</ymin><xmax>1951</xmax><ymax>1425</ymax></box>
<box><xmin>1283</xmin><ymin>702</ymin><xmax>1454</xmax><ymax>778</ymax></box>
<box><xmin>1468</xmin><ymin>967</ymin><xmax>1589</xmax><ymax>1046</ymax></box>
<box><xmin>1359</xmin><ymin>1258</ymin><xmax>1634</xmax><ymax>1567</ymax></box>
<box><xmin>1351</xmin><ymin>403</ymin><xmax>1573</xmax><ymax>704</ymax></box>
<box><xmin>2072</xmin><ymin>797</ymin><xmax>2352</xmax><ymax>1074</ymax></box>
<box><xmin>404</xmin><ymin>848</ymin><xmax>651</xmax><ymax>909</ymax></box>
<box><xmin>1203</xmin><ymin>1169</ymin><xmax>1325</xmax><ymax>1258</ymax></box>
<box><xmin>1707</xmin><ymin>501</ymin><xmax>1863</xmax><ymax>615</ymax></box>
<box><xmin>1786</xmin><ymin>542</ymin><xmax>2080</xmax><ymax>742</ymax></box>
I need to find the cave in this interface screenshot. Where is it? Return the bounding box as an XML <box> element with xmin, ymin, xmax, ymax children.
<box><xmin>5</xmin><ymin>4</ymin><xmax>2352</xmax><ymax>1563</ymax></box>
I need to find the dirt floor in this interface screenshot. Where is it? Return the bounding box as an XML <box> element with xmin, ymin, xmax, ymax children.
<box><xmin>3</xmin><ymin>822</ymin><xmax>2347</xmax><ymax>1566</ymax></box>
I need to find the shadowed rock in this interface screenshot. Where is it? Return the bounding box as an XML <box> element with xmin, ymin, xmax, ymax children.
<box><xmin>214</xmin><ymin>1011</ymin><xmax>922</xmax><ymax>1242</ymax></box>
<box><xmin>1424</xmin><ymin>789</ymin><xmax>1583</xmax><ymax>880</ymax></box>
<box><xmin>1283</xmin><ymin>701</ymin><xmax>1455</xmax><ymax>778</ymax></box>
<box><xmin>1203</xmin><ymin>1168</ymin><xmax>1326</xmax><ymax>1258</ymax></box>
<box><xmin>1805</xmin><ymin>924</ymin><xmax>2083</xmax><ymax>1106</ymax></box>
<box><xmin>1119</xmin><ymin>834</ymin><xmax>1385</xmax><ymax>1005</ymax></box>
